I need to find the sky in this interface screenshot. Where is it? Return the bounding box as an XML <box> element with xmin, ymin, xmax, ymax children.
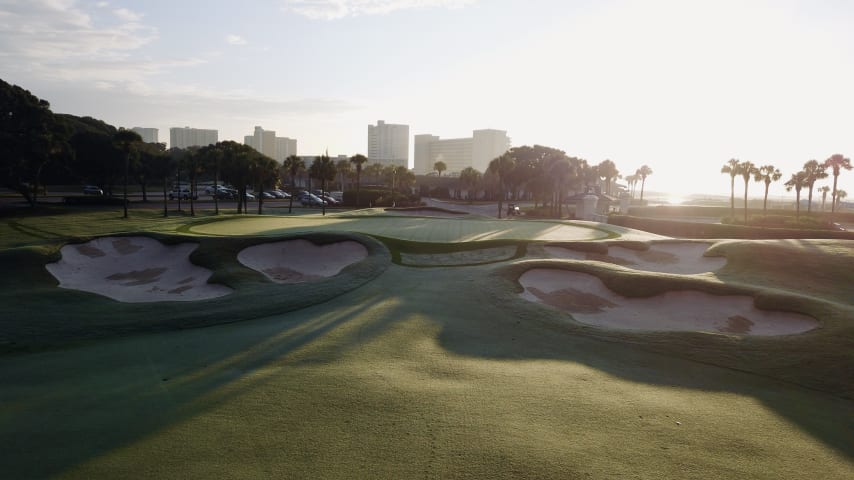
<box><xmin>2</xmin><ymin>0</ymin><xmax>854</xmax><ymax>198</ymax></box>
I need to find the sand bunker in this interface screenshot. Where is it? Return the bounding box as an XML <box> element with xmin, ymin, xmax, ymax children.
<box><xmin>545</xmin><ymin>242</ymin><xmax>726</xmax><ymax>274</ymax></box>
<box><xmin>401</xmin><ymin>245</ymin><xmax>517</xmax><ymax>266</ymax></box>
<box><xmin>46</xmin><ymin>237</ymin><xmax>233</xmax><ymax>303</ymax></box>
<box><xmin>519</xmin><ymin>269</ymin><xmax>818</xmax><ymax>336</ymax></box>
<box><xmin>237</xmin><ymin>239</ymin><xmax>368</xmax><ymax>283</ymax></box>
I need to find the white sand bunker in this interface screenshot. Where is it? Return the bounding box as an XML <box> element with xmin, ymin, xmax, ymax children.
<box><xmin>401</xmin><ymin>245</ymin><xmax>516</xmax><ymax>266</ymax></box>
<box><xmin>238</xmin><ymin>239</ymin><xmax>368</xmax><ymax>283</ymax></box>
<box><xmin>46</xmin><ymin>237</ymin><xmax>233</xmax><ymax>303</ymax></box>
<box><xmin>519</xmin><ymin>269</ymin><xmax>818</xmax><ymax>336</ymax></box>
<box><xmin>545</xmin><ymin>242</ymin><xmax>726</xmax><ymax>274</ymax></box>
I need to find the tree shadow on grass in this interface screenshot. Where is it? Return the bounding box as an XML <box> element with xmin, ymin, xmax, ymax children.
<box><xmin>1</xmin><ymin>259</ymin><xmax>852</xmax><ymax>478</ymax></box>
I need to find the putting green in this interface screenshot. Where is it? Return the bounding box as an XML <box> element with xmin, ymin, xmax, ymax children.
<box><xmin>189</xmin><ymin>215</ymin><xmax>613</xmax><ymax>242</ymax></box>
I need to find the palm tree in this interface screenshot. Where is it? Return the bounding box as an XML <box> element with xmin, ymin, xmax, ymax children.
<box><xmin>335</xmin><ymin>158</ymin><xmax>352</xmax><ymax>191</ymax></box>
<box><xmin>349</xmin><ymin>154</ymin><xmax>368</xmax><ymax>207</ymax></box>
<box><xmin>310</xmin><ymin>153</ymin><xmax>336</xmax><ymax>216</ymax></box>
<box><xmin>835</xmin><ymin>189</ymin><xmax>848</xmax><ymax>211</ymax></box>
<box><xmin>785</xmin><ymin>171</ymin><xmax>808</xmax><ymax>221</ymax></box>
<box><xmin>624</xmin><ymin>174</ymin><xmax>638</xmax><ymax>199</ymax></box>
<box><xmin>753</xmin><ymin>165</ymin><xmax>782</xmax><ymax>216</ymax></box>
<box><xmin>488</xmin><ymin>152</ymin><xmax>516</xmax><ymax>218</ymax></box>
<box><xmin>720</xmin><ymin>158</ymin><xmax>740</xmax><ymax>220</ymax></box>
<box><xmin>739</xmin><ymin>161</ymin><xmax>757</xmax><ymax>224</ymax></box>
<box><xmin>820</xmin><ymin>185</ymin><xmax>831</xmax><ymax>211</ymax></box>
<box><xmin>282</xmin><ymin>154</ymin><xmax>304</xmax><ymax>213</ymax></box>
<box><xmin>597</xmin><ymin>159</ymin><xmax>619</xmax><ymax>195</ymax></box>
<box><xmin>364</xmin><ymin>163</ymin><xmax>384</xmax><ymax>188</ymax></box>
<box><xmin>198</xmin><ymin>144</ymin><xmax>223</xmax><ymax>215</ymax></box>
<box><xmin>551</xmin><ymin>155</ymin><xmax>573</xmax><ymax>217</ymax></box>
<box><xmin>823</xmin><ymin>154</ymin><xmax>852</xmax><ymax>215</ymax></box>
<box><xmin>458</xmin><ymin>167</ymin><xmax>482</xmax><ymax>203</ymax></box>
<box><xmin>250</xmin><ymin>153</ymin><xmax>278</xmax><ymax>215</ymax></box>
<box><xmin>802</xmin><ymin>159</ymin><xmax>828</xmax><ymax>214</ymax></box>
<box><xmin>114</xmin><ymin>128</ymin><xmax>142</xmax><ymax>218</ymax></box>
<box><xmin>637</xmin><ymin>165</ymin><xmax>653</xmax><ymax>202</ymax></box>
<box><xmin>434</xmin><ymin>160</ymin><xmax>447</xmax><ymax>177</ymax></box>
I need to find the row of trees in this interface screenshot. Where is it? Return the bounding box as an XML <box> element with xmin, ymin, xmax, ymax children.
<box><xmin>0</xmin><ymin>78</ymin><xmax>422</xmax><ymax>215</ymax></box>
<box><xmin>480</xmin><ymin>145</ymin><xmax>652</xmax><ymax>218</ymax></box>
<box><xmin>721</xmin><ymin>155</ymin><xmax>851</xmax><ymax>222</ymax></box>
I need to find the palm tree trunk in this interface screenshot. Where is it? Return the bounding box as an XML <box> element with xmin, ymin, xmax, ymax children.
<box><xmin>123</xmin><ymin>152</ymin><xmax>129</xmax><ymax>218</ymax></box>
<box><xmin>640</xmin><ymin>178</ymin><xmax>646</xmax><ymax>202</ymax></box>
<box><xmin>498</xmin><ymin>178</ymin><xmax>504</xmax><ymax>219</ymax></box>
<box><xmin>796</xmin><ymin>191</ymin><xmax>801</xmax><ymax>221</ymax></box>
<box><xmin>743</xmin><ymin>179</ymin><xmax>749</xmax><ymax>225</ymax></box>
<box><xmin>213</xmin><ymin>168</ymin><xmax>219</xmax><ymax>215</ymax></box>
<box><xmin>288</xmin><ymin>174</ymin><xmax>295</xmax><ymax>213</ymax></box>
<box><xmin>356</xmin><ymin>170</ymin><xmax>361</xmax><ymax>207</ymax></box>
<box><xmin>162</xmin><ymin>177</ymin><xmax>168</xmax><ymax>217</ymax></box>
<box><xmin>763</xmin><ymin>182</ymin><xmax>770</xmax><ymax>216</ymax></box>
<box><xmin>729</xmin><ymin>176</ymin><xmax>734</xmax><ymax>221</ymax></box>
<box><xmin>831</xmin><ymin>174</ymin><xmax>839</xmax><ymax>214</ymax></box>
<box><xmin>807</xmin><ymin>187</ymin><xmax>813</xmax><ymax>214</ymax></box>
<box><xmin>321</xmin><ymin>179</ymin><xmax>326</xmax><ymax>216</ymax></box>
<box><xmin>190</xmin><ymin>173</ymin><xmax>196</xmax><ymax>217</ymax></box>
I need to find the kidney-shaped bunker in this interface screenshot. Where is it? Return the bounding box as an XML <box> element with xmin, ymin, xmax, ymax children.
<box><xmin>518</xmin><ymin>269</ymin><xmax>818</xmax><ymax>336</ymax></box>
<box><xmin>46</xmin><ymin>237</ymin><xmax>233</xmax><ymax>303</ymax></box>
<box><xmin>237</xmin><ymin>239</ymin><xmax>368</xmax><ymax>283</ymax></box>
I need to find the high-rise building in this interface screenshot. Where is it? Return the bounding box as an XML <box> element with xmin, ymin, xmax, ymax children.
<box><xmin>471</xmin><ymin>129</ymin><xmax>512</xmax><ymax>173</ymax></box>
<box><xmin>131</xmin><ymin>127</ymin><xmax>158</xmax><ymax>143</ymax></box>
<box><xmin>169</xmin><ymin>127</ymin><xmax>218</xmax><ymax>149</ymax></box>
<box><xmin>244</xmin><ymin>126</ymin><xmax>297</xmax><ymax>161</ymax></box>
<box><xmin>244</xmin><ymin>126</ymin><xmax>276</xmax><ymax>158</ymax></box>
<box><xmin>275</xmin><ymin>137</ymin><xmax>298</xmax><ymax>161</ymax></box>
<box><xmin>368</xmin><ymin>120</ymin><xmax>409</xmax><ymax>167</ymax></box>
<box><xmin>414</xmin><ymin>129</ymin><xmax>510</xmax><ymax>175</ymax></box>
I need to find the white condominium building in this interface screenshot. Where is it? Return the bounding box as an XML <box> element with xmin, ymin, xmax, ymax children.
<box><xmin>244</xmin><ymin>126</ymin><xmax>298</xmax><ymax>162</ymax></box>
<box><xmin>131</xmin><ymin>127</ymin><xmax>158</xmax><ymax>143</ymax></box>
<box><xmin>275</xmin><ymin>137</ymin><xmax>298</xmax><ymax>161</ymax></box>
<box><xmin>368</xmin><ymin>120</ymin><xmax>409</xmax><ymax>167</ymax></box>
<box><xmin>414</xmin><ymin>129</ymin><xmax>511</xmax><ymax>175</ymax></box>
<box><xmin>169</xmin><ymin>127</ymin><xmax>218</xmax><ymax>149</ymax></box>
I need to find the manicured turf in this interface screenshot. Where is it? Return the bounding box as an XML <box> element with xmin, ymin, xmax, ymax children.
<box><xmin>187</xmin><ymin>214</ymin><xmax>613</xmax><ymax>243</ymax></box>
<box><xmin>1</xmin><ymin>207</ymin><xmax>852</xmax><ymax>479</ymax></box>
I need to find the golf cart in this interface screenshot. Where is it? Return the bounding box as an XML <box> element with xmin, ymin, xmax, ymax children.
<box><xmin>506</xmin><ymin>203</ymin><xmax>521</xmax><ymax>216</ymax></box>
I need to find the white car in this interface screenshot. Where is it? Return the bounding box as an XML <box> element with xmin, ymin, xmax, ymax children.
<box><xmin>169</xmin><ymin>187</ymin><xmax>197</xmax><ymax>200</ymax></box>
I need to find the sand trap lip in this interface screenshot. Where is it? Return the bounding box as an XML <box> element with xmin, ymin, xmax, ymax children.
<box><xmin>518</xmin><ymin>269</ymin><xmax>818</xmax><ymax>336</ymax></box>
<box><xmin>545</xmin><ymin>242</ymin><xmax>726</xmax><ymax>274</ymax></box>
<box><xmin>46</xmin><ymin>237</ymin><xmax>233</xmax><ymax>303</ymax></box>
<box><xmin>237</xmin><ymin>239</ymin><xmax>368</xmax><ymax>283</ymax></box>
<box><xmin>401</xmin><ymin>245</ymin><xmax>517</xmax><ymax>266</ymax></box>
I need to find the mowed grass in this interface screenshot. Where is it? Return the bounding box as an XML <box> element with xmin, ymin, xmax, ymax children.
<box><xmin>187</xmin><ymin>214</ymin><xmax>612</xmax><ymax>243</ymax></box>
<box><xmin>0</xmin><ymin>207</ymin><xmax>853</xmax><ymax>479</ymax></box>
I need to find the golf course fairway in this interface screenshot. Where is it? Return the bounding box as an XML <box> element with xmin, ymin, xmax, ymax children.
<box><xmin>1</xmin><ymin>209</ymin><xmax>852</xmax><ymax>479</ymax></box>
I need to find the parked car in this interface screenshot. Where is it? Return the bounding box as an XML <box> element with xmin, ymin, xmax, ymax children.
<box><xmin>169</xmin><ymin>187</ymin><xmax>198</xmax><ymax>200</ymax></box>
<box><xmin>319</xmin><ymin>194</ymin><xmax>339</xmax><ymax>205</ymax></box>
<box><xmin>301</xmin><ymin>193</ymin><xmax>327</xmax><ymax>206</ymax></box>
<box><xmin>260</xmin><ymin>191</ymin><xmax>276</xmax><ymax>199</ymax></box>
<box><xmin>271</xmin><ymin>189</ymin><xmax>291</xmax><ymax>199</ymax></box>
<box><xmin>245</xmin><ymin>192</ymin><xmax>256</xmax><ymax>200</ymax></box>
<box><xmin>82</xmin><ymin>185</ymin><xmax>103</xmax><ymax>195</ymax></box>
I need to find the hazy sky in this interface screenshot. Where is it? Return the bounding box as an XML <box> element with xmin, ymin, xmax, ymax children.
<box><xmin>2</xmin><ymin>0</ymin><xmax>853</xmax><ymax>197</ymax></box>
